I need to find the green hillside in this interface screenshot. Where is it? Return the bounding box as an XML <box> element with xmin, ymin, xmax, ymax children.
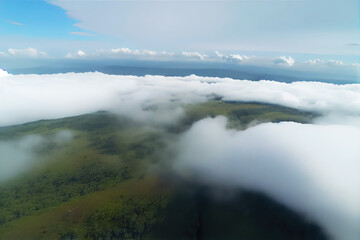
<box><xmin>0</xmin><ymin>101</ymin><xmax>326</xmax><ymax>240</ymax></box>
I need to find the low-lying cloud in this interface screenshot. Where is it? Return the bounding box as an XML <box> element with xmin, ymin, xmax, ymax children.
<box><xmin>182</xmin><ymin>51</ymin><xmax>207</xmax><ymax>60</ymax></box>
<box><xmin>174</xmin><ymin>117</ymin><xmax>360</xmax><ymax>240</ymax></box>
<box><xmin>7</xmin><ymin>48</ymin><xmax>47</xmax><ymax>58</ymax></box>
<box><xmin>0</xmin><ymin>69</ymin><xmax>8</xmax><ymax>77</ymax></box>
<box><xmin>274</xmin><ymin>56</ymin><xmax>295</xmax><ymax>66</ymax></box>
<box><xmin>66</xmin><ymin>50</ymin><xmax>87</xmax><ymax>58</ymax></box>
<box><xmin>0</xmin><ymin>72</ymin><xmax>359</xmax><ymax>127</ymax></box>
<box><xmin>0</xmin><ymin>130</ymin><xmax>73</xmax><ymax>182</ymax></box>
<box><xmin>0</xmin><ymin>135</ymin><xmax>44</xmax><ymax>182</ymax></box>
<box><xmin>2</xmin><ymin>47</ymin><xmax>357</xmax><ymax>83</ymax></box>
<box><xmin>66</xmin><ymin>48</ymin><xmax>174</xmax><ymax>59</ymax></box>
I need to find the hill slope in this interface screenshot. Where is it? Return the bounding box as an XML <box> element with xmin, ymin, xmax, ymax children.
<box><xmin>0</xmin><ymin>101</ymin><xmax>326</xmax><ymax>240</ymax></box>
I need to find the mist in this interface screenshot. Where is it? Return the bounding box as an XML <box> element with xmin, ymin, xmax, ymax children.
<box><xmin>174</xmin><ymin>117</ymin><xmax>360</xmax><ymax>240</ymax></box>
<box><xmin>0</xmin><ymin>130</ymin><xmax>73</xmax><ymax>182</ymax></box>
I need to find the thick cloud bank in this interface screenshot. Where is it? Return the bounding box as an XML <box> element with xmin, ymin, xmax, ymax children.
<box><xmin>0</xmin><ymin>69</ymin><xmax>8</xmax><ymax>77</ymax></box>
<box><xmin>0</xmin><ymin>135</ymin><xmax>44</xmax><ymax>181</ymax></box>
<box><xmin>0</xmin><ymin>72</ymin><xmax>360</xmax><ymax>126</ymax></box>
<box><xmin>174</xmin><ymin>117</ymin><xmax>360</xmax><ymax>240</ymax></box>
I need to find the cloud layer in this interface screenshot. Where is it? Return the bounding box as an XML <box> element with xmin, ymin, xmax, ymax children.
<box><xmin>0</xmin><ymin>69</ymin><xmax>8</xmax><ymax>77</ymax></box>
<box><xmin>174</xmin><ymin>117</ymin><xmax>360</xmax><ymax>240</ymax></box>
<box><xmin>62</xmin><ymin>47</ymin><xmax>358</xmax><ymax>68</ymax></box>
<box><xmin>0</xmin><ymin>72</ymin><xmax>360</xmax><ymax>127</ymax></box>
<box><xmin>0</xmin><ymin>72</ymin><xmax>359</xmax><ymax>239</ymax></box>
<box><xmin>0</xmin><ymin>46</ymin><xmax>357</xmax><ymax>84</ymax></box>
<box><xmin>274</xmin><ymin>56</ymin><xmax>295</xmax><ymax>66</ymax></box>
<box><xmin>48</xmin><ymin>0</ymin><xmax>358</xmax><ymax>55</ymax></box>
<box><xmin>58</xmin><ymin>48</ymin><xmax>359</xmax><ymax>84</ymax></box>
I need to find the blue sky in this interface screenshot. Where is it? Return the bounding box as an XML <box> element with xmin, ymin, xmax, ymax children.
<box><xmin>0</xmin><ymin>0</ymin><xmax>108</xmax><ymax>56</ymax></box>
<box><xmin>0</xmin><ymin>0</ymin><xmax>77</xmax><ymax>39</ymax></box>
<box><xmin>0</xmin><ymin>0</ymin><xmax>358</xmax><ymax>76</ymax></box>
<box><xmin>0</xmin><ymin>0</ymin><xmax>103</xmax><ymax>41</ymax></box>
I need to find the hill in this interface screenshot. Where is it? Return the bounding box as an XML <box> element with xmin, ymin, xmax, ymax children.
<box><xmin>0</xmin><ymin>101</ymin><xmax>326</xmax><ymax>240</ymax></box>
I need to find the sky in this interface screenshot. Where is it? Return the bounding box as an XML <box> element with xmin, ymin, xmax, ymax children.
<box><xmin>0</xmin><ymin>0</ymin><xmax>359</xmax><ymax>81</ymax></box>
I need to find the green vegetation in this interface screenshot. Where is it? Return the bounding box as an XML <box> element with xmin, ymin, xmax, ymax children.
<box><xmin>153</xmin><ymin>187</ymin><xmax>326</xmax><ymax>240</ymax></box>
<box><xmin>0</xmin><ymin>101</ymin><xmax>326</xmax><ymax>240</ymax></box>
<box><xmin>86</xmin><ymin>196</ymin><xmax>168</xmax><ymax>240</ymax></box>
<box><xmin>182</xmin><ymin>101</ymin><xmax>315</xmax><ymax>130</ymax></box>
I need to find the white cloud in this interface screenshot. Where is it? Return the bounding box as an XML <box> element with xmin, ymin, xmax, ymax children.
<box><xmin>66</xmin><ymin>50</ymin><xmax>87</xmax><ymax>58</ymax></box>
<box><xmin>0</xmin><ymin>68</ymin><xmax>9</xmax><ymax>77</ymax></box>
<box><xmin>131</xmin><ymin>49</ymin><xmax>159</xmax><ymax>56</ymax></box>
<box><xmin>182</xmin><ymin>51</ymin><xmax>207</xmax><ymax>60</ymax></box>
<box><xmin>7</xmin><ymin>48</ymin><xmax>47</xmax><ymax>58</ymax></box>
<box><xmin>6</xmin><ymin>45</ymin><xmax>351</xmax><ymax>75</ymax></box>
<box><xmin>216</xmin><ymin>51</ymin><xmax>267</xmax><ymax>66</ymax></box>
<box><xmin>111</xmin><ymin>48</ymin><xmax>132</xmax><ymax>54</ymax></box>
<box><xmin>110</xmin><ymin>48</ymin><xmax>158</xmax><ymax>56</ymax></box>
<box><xmin>159</xmin><ymin>50</ymin><xmax>175</xmax><ymax>56</ymax></box>
<box><xmin>274</xmin><ymin>56</ymin><xmax>295</xmax><ymax>66</ymax></box>
<box><xmin>328</xmin><ymin>59</ymin><xmax>344</xmax><ymax>65</ymax></box>
<box><xmin>0</xmin><ymin>135</ymin><xmax>44</xmax><ymax>182</ymax></box>
<box><xmin>81</xmin><ymin>48</ymin><xmax>203</xmax><ymax>60</ymax></box>
<box><xmin>224</xmin><ymin>54</ymin><xmax>251</xmax><ymax>63</ymax></box>
<box><xmin>77</xmin><ymin>50</ymin><xmax>86</xmax><ymax>56</ymax></box>
<box><xmin>83</xmin><ymin>48</ymin><xmax>174</xmax><ymax>59</ymax></box>
<box><xmin>55</xmin><ymin>48</ymin><xmax>360</xmax><ymax>74</ymax></box>
<box><xmin>0</xmin><ymin>72</ymin><xmax>359</xmax><ymax>127</ymax></box>
<box><xmin>305</xmin><ymin>59</ymin><xmax>323</xmax><ymax>65</ymax></box>
<box><xmin>305</xmin><ymin>59</ymin><xmax>345</xmax><ymax>66</ymax></box>
<box><xmin>174</xmin><ymin>117</ymin><xmax>360</xmax><ymax>240</ymax></box>
<box><xmin>214</xmin><ymin>51</ymin><xmax>223</xmax><ymax>58</ymax></box>
<box><xmin>57</xmin><ymin>49</ymin><xmax>356</xmax><ymax>80</ymax></box>
<box><xmin>71</xmin><ymin>48</ymin><xmax>202</xmax><ymax>60</ymax></box>
<box><xmin>142</xmin><ymin>49</ymin><xmax>157</xmax><ymax>56</ymax></box>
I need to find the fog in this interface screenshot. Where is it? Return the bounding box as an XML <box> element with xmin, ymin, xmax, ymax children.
<box><xmin>0</xmin><ymin>135</ymin><xmax>44</xmax><ymax>182</ymax></box>
<box><xmin>0</xmin><ymin>130</ymin><xmax>73</xmax><ymax>182</ymax></box>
